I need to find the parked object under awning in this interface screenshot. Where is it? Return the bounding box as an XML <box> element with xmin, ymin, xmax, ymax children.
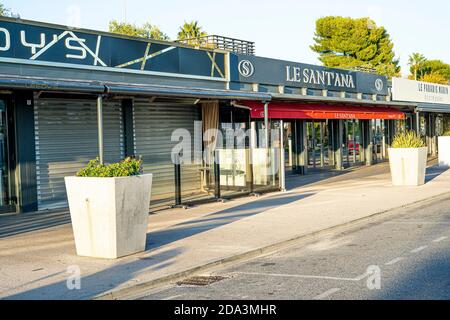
<box><xmin>241</xmin><ymin>101</ymin><xmax>406</xmax><ymax>120</ymax></box>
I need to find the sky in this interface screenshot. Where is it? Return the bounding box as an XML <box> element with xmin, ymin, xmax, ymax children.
<box><xmin>3</xmin><ymin>0</ymin><xmax>450</xmax><ymax>77</ymax></box>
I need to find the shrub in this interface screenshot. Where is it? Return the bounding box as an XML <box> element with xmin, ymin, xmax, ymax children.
<box><xmin>76</xmin><ymin>157</ymin><xmax>143</xmax><ymax>177</ymax></box>
<box><xmin>391</xmin><ymin>130</ymin><xmax>425</xmax><ymax>149</ymax></box>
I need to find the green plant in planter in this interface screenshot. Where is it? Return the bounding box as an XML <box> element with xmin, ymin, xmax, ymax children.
<box><xmin>76</xmin><ymin>157</ymin><xmax>143</xmax><ymax>177</ymax></box>
<box><xmin>391</xmin><ymin>130</ymin><xmax>426</xmax><ymax>149</ymax></box>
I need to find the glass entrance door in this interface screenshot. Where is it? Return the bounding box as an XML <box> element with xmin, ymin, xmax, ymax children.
<box><xmin>0</xmin><ymin>98</ymin><xmax>16</xmax><ymax>214</ymax></box>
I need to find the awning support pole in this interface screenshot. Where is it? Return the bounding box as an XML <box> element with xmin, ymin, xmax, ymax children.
<box><xmin>97</xmin><ymin>95</ymin><xmax>104</xmax><ymax>165</ymax></box>
<box><xmin>264</xmin><ymin>102</ymin><xmax>269</xmax><ymax>148</ymax></box>
<box><xmin>279</xmin><ymin>120</ymin><xmax>286</xmax><ymax>192</ymax></box>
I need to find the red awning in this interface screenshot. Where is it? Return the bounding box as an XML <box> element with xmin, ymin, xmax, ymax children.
<box><xmin>242</xmin><ymin>101</ymin><xmax>405</xmax><ymax>120</ymax></box>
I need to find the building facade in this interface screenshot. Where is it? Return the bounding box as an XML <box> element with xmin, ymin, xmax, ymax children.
<box><xmin>0</xmin><ymin>17</ymin><xmax>433</xmax><ymax>215</ymax></box>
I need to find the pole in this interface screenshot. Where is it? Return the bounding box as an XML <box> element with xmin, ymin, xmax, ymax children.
<box><xmin>280</xmin><ymin>120</ymin><xmax>286</xmax><ymax>192</ymax></box>
<box><xmin>174</xmin><ymin>154</ymin><xmax>182</xmax><ymax>206</ymax></box>
<box><xmin>97</xmin><ymin>95</ymin><xmax>104</xmax><ymax>165</ymax></box>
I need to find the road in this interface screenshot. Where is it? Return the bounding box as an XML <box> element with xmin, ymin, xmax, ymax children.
<box><xmin>141</xmin><ymin>196</ymin><xmax>450</xmax><ymax>300</ymax></box>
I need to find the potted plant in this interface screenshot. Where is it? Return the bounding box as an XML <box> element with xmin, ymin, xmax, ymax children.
<box><xmin>65</xmin><ymin>157</ymin><xmax>153</xmax><ymax>259</ymax></box>
<box><xmin>438</xmin><ymin>130</ymin><xmax>450</xmax><ymax>168</ymax></box>
<box><xmin>388</xmin><ymin>131</ymin><xmax>427</xmax><ymax>186</ymax></box>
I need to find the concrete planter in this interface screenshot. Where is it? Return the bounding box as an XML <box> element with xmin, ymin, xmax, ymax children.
<box><xmin>438</xmin><ymin>136</ymin><xmax>450</xmax><ymax>168</ymax></box>
<box><xmin>388</xmin><ymin>148</ymin><xmax>427</xmax><ymax>186</ymax></box>
<box><xmin>65</xmin><ymin>174</ymin><xmax>153</xmax><ymax>259</ymax></box>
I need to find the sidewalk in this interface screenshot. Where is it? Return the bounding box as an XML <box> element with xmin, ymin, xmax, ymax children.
<box><xmin>1</xmin><ymin>162</ymin><xmax>449</xmax><ymax>300</ymax></box>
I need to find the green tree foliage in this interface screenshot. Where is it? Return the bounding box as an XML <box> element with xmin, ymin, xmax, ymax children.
<box><xmin>0</xmin><ymin>3</ymin><xmax>9</xmax><ymax>16</ymax></box>
<box><xmin>109</xmin><ymin>20</ymin><xmax>170</xmax><ymax>41</ymax></box>
<box><xmin>418</xmin><ymin>60</ymin><xmax>450</xmax><ymax>81</ymax></box>
<box><xmin>311</xmin><ymin>16</ymin><xmax>400</xmax><ymax>77</ymax></box>
<box><xmin>408</xmin><ymin>53</ymin><xmax>426</xmax><ymax>80</ymax></box>
<box><xmin>177</xmin><ymin>21</ymin><xmax>207</xmax><ymax>46</ymax></box>
<box><xmin>420</xmin><ymin>72</ymin><xmax>448</xmax><ymax>85</ymax></box>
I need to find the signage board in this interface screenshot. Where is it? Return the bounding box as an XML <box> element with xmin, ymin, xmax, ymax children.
<box><xmin>230</xmin><ymin>54</ymin><xmax>388</xmax><ymax>95</ymax></box>
<box><xmin>392</xmin><ymin>77</ymin><xmax>450</xmax><ymax>105</ymax></box>
<box><xmin>0</xmin><ymin>18</ymin><xmax>226</xmax><ymax>80</ymax></box>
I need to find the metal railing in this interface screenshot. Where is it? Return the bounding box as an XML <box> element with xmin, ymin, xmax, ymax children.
<box><xmin>177</xmin><ymin>35</ymin><xmax>255</xmax><ymax>55</ymax></box>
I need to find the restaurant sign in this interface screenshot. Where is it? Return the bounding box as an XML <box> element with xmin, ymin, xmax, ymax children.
<box><xmin>0</xmin><ymin>18</ymin><xmax>226</xmax><ymax>80</ymax></box>
<box><xmin>231</xmin><ymin>54</ymin><xmax>388</xmax><ymax>95</ymax></box>
<box><xmin>392</xmin><ymin>77</ymin><xmax>450</xmax><ymax>105</ymax></box>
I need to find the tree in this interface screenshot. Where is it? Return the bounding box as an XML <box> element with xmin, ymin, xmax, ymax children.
<box><xmin>419</xmin><ymin>60</ymin><xmax>450</xmax><ymax>80</ymax></box>
<box><xmin>177</xmin><ymin>21</ymin><xmax>207</xmax><ymax>46</ymax></box>
<box><xmin>311</xmin><ymin>16</ymin><xmax>400</xmax><ymax>78</ymax></box>
<box><xmin>408</xmin><ymin>53</ymin><xmax>426</xmax><ymax>80</ymax></box>
<box><xmin>0</xmin><ymin>3</ymin><xmax>9</xmax><ymax>16</ymax></box>
<box><xmin>109</xmin><ymin>20</ymin><xmax>170</xmax><ymax>41</ymax></box>
<box><xmin>420</xmin><ymin>72</ymin><xmax>448</xmax><ymax>85</ymax></box>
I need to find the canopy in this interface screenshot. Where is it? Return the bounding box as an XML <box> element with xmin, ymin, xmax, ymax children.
<box><xmin>241</xmin><ymin>101</ymin><xmax>405</xmax><ymax>120</ymax></box>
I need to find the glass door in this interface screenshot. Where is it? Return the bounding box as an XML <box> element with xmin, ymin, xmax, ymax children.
<box><xmin>0</xmin><ymin>98</ymin><xmax>16</xmax><ymax>214</ymax></box>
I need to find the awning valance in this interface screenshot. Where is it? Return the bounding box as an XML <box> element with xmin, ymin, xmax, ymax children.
<box><xmin>241</xmin><ymin>101</ymin><xmax>405</xmax><ymax>120</ymax></box>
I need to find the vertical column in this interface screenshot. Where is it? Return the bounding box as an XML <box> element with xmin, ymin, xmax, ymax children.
<box><xmin>15</xmin><ymin>91</ymin><xmax>38</xmax><ymax>213</ymax></box>
<box><xmin>293</xmin><ymin>119</ymin><xmax>308</xmax><ymax>175</ymax></box>
<box><xmin>331</xmin><ymin>120</ymin><xmax>344</xmax><ymax>171</ymax></box>
<box><xmin>328</xmin><ymin>120</ymin><xmax>335</xmax><ymax>167</ymax></box>
<box><xmin>97</xmin><ymin>95</ymin><xmax>104</xmax><ymax>165</ymax></box>
<box><xmin>360</xmin><ymin>120</ymin><xmax>366</xmax><ymax>164</ymax></box>
<box><xmin>122</xmin><ymin>99</ymin><xmax>135</xmax><ymax>157</ymax></box>
<box><xmin>279</xmin><ymin>120</ymin><xmax>286</xmax><ymax>191</ymax></box>
<box><xmin>361</xmin><ymin>120</ymin><xmax>373</xmax><ymax>166</ymax></box>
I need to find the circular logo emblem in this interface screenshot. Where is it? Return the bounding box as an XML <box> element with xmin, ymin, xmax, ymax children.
<box><xmin>238</xmin><ymin>60</ymin><xmax>255</xmax><ymax>78</ymax></box>
<box><xmin>375</xmin><ymin>79</ymin><xmax>384</xmax><ymax>92</ymax></box>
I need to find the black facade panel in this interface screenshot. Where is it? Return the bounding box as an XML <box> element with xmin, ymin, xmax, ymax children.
<box><xmin>14</xmin><ymin>91</ymin><xmax>38</xmax><ymax>213</ymax></box>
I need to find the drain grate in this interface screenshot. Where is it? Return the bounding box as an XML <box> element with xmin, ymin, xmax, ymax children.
<box><xmin>176</xmin><ymin>276</ymin><xmax>228</xmax><ymax>287</ymax></box>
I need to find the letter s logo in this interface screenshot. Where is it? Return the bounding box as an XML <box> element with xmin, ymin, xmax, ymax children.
<box><xmin>238</xmin><ymin>60</ymin><xmax>255</xmax><ymax>78</ymax></box>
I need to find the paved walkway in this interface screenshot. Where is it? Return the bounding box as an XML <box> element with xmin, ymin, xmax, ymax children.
<box><xmin>1</xmin><ymin>162</ymin><xmax>449</xmax><ymax>300</ymax></box>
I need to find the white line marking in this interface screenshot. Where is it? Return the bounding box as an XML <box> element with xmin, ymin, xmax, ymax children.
<box><xmin>411</xmin><ymin>246</ymin><xmax>428</xmax><ymax>253</ymax></box>
<box><xmin>162</xmin><ymin>294</ymin><xmax>185</xmax><ymax>301</ymax></box>
<box><xmin>313</xmin><ymin>288</ymin><xmax>341</xmax><ymax>300</ymax></box>
<box><xmin>233</xmin><ymin>272</ymin><xmax>360</xmax><ymax>282</ymax></box>
<box><xmin>385</xmin><ymin>257</ymin><xmax>404</xmax><ymax>266</ymax></box>
<box><xmin>353</xmin><ymin>272</ymin><xmax>370</xmax><ymax>281</ymax></box>
<box><xmin>433</xmin><ymin>236</ymin><xmax>448</xmax><ymax>243</ymax></box>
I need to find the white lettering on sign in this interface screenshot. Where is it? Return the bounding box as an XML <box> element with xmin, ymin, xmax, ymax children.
<box><xmin>392</xmin><ymin>77</ymin><xmax>450</xmax><ymax>105</ymax></box>
<box><xmin>20</xmin><ymin>30</ymin><xmax>46</xmax><ymax>55</ymax></box>
<box><xmin>0</xmin><ymin>28</ymin><xmax>10</xmax><ymax>52</ymax></box>
<box><xmin>335</xmin><ymin>113</ymin><xmax>356</xmax><ymax>119</ymax></box>
<box><xmin>286</xmin><ymin>65</ymin><xmax>355</xmax><ymax>89</ymax></box>
<box><xmin>65</xmin><ymin>37</ymin><xmax>87</xmax><ymax>60</ymax></box>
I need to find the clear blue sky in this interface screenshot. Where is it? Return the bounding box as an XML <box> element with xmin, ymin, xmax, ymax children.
<box><xmin>4</xmin><ymin>0</ymin><xmax>450</xmax><ymax>76</ymax></box>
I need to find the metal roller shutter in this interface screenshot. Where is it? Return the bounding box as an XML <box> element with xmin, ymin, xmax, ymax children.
<box><xmin>133</xmin><ymin>98</ymin><xmax>202</xmax><ymax>206</ymax></box>
<box><xmin>35</xmin><ymin>98</ymin><xmax>124</xmax><ymax>211</ymax></box>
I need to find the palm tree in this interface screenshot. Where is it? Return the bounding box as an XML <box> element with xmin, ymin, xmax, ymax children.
<box><xmin>408</xmin><ymin>53</ymin><xmax>426</xmax><ymax>80</ymax></box>
<box><xmin>177</xmin><ymin>21</ymin><xmax>207</xmax><ymax>46</ymax></box>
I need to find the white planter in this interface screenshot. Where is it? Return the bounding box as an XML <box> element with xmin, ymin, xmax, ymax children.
<box><xmin>65</xmin><ymin>174</ymin><xmax>153</xmax><ymax>259</ymax></box>
<box><xmin>388</xmin><ymin>148</ymin><xmax>427</xmax><ymax>186</ymax></box>
<box><xmin>438</xmin><ymin>136</ymin><xmax>450</xmax><ymax>168</ymax></box>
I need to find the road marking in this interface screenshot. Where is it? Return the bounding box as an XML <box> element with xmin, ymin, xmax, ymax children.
<box><xmin>162</xmin><ymin>294</ymin><xmax>185</xmax><ymax>301</ymax></box>
<box><xmin>385</xmin><ymin>257</ymin><xmax>404</xmax><ymax>266</ymax></box>
<box><xmin>233</xmin><ymin>272</ymin><xmax>360</xmax><ymax>282</ymax></box>
<box><xmin>433</xmin><ymin>236</ymin><xmax>448</xmax><ymax>243</ymax></box>
<box><xmin>411</xmin><ymin>246</ymin><xmax>428</xmax><ymax>253</ymax></box>
<box><xmin>313</xmin><ymin>288</ymin><xmax>341</xmax><ymax>300</ymax></box>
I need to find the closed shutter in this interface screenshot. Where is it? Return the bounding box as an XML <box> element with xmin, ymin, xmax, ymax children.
<box><xmin>35</xmin><ymin>98</ymin><xmax>124</xmax><ymax>211</ymax></box>
<box><xmin>133</xmin><ymin>98</ymin><xmax>202</xmax><ymax>206</ymax></box>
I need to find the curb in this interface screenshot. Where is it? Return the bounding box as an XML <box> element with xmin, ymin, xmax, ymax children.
<box><xmin>93</xmin><ymin>190</ymin><xmax>450</xmax><ymax>300</ymax></box>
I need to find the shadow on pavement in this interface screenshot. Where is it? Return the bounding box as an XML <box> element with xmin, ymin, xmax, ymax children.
<box><xmin>147</xmin><ymin>192</ymin><xmax>316</xmax><ymax>250</ymax></box>
<box><xmin>0</xmin><ymin>211</ymin><xmax>71</xmax><ymax>239</ymax></box>
<box><xmin>425</xmin><ymin>166</ymin><xmax>448</xmax><ymax>183</ymax></box>
<box><xmin>3</xmin><ymin>247</ymin><xmax>184</xmax><ymax>300</ymax></box>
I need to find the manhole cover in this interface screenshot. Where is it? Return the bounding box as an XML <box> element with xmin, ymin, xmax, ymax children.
<box><xmin>177</xmin><ymin>276</ymin><xmax>228</xmax><ymax>287</ymax></box>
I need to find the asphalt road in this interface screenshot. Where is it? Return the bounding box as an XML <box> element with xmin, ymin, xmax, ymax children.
<box><xmin>141</xmin><ymin>196</ymin><xmax>450</xmax><ymax>300</ymax></box>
